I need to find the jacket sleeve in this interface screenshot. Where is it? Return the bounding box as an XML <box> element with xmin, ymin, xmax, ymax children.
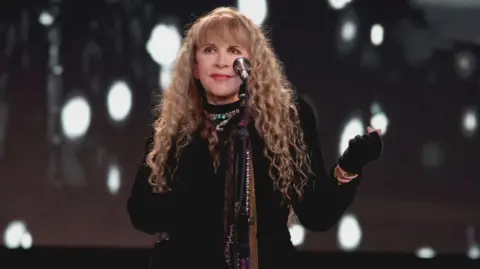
<box><xmin>290</xmin><ymin>97</ymin><xmax>360</xmax><ymax>232</ymax></box>
<box><xmin>126</xmin><ymin>132</ymin><xmax>183</xmax><ymax>235</ymax></box>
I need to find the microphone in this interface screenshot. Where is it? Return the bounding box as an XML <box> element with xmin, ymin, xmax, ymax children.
<box><xmin>233</xmin><ymin>57</ymin><xmax>251</xmax><ymax>81</ymax></box>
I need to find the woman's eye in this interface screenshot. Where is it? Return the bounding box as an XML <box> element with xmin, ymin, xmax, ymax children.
<box><xmin>229</xmin><ymin>48</ymin><xmax>241</xmax><ymax>54</ymax></box>
<box><xmin>204</xmin><ymin>47</ymin><xmax>215</xmax><ymax>53</ymax></box>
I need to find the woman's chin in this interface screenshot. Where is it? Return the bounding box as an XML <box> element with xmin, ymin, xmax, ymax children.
<box><xmin>206</xmin><ymin>91</ymin><xmax>239</xmax><ymax>104</ymax></box>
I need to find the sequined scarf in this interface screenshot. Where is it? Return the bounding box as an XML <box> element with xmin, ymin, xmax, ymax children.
<box><xmin>223</xmin><ymin>126</ymin><xmax>258</xmax><ymax>269</ymax></box>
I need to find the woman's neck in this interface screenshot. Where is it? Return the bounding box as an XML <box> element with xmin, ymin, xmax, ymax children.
<box><xmin>205</xmin><ymin>94</ymin><xmax>239</xmax><ymax>105</ymax></box>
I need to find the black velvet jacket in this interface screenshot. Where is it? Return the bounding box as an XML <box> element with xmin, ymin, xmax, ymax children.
<box><xmin>127</xmin><ymin>98</ymin><xmax>360</xmax><ymax>269</ymax></box>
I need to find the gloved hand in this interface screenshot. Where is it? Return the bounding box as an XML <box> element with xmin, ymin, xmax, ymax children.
<box><xmin>338</xmin><ymin>126</ymin><xmax>383</xmax><ymax>174</ymax></box>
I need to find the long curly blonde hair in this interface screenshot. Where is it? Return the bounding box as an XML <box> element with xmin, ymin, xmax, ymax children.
<box><xmin>147</xmin><ymin>7</ymin><xmax>312</xmax><ymax>201</ymax></box>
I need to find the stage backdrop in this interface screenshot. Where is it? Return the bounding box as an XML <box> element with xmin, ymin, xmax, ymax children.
<box><xmin>0</xmin><ymin>0</ymin><xmax>479</xmax><ymax>257</ymax></box>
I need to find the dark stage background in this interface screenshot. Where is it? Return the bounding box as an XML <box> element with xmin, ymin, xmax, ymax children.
<box><xmin>1</xmin><ymin>0</ymin><xmax>480</xmax><ymax>267</ymax></box>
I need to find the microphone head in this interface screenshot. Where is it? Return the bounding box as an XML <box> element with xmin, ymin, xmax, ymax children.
<box><xmin>233</xmin><ymin>57</ymin><xmax>251</xmax><ymax>80</ymax></box>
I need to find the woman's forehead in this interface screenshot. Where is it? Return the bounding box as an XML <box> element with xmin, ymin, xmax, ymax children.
<box><xmin>199</xmin><ymin>35</ymin><xmax>244</xmax><ymax>48</ymax></box>
<box><xmin>195</xmin><ymin>18</ymin><xmax>250</xmax><ymax>48</ymax></box>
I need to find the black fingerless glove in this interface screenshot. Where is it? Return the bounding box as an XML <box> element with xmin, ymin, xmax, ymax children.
<box><xmin>338</xmin><ymin>131</ymin><xmax>383</xmax><ymax>174</ymax></box>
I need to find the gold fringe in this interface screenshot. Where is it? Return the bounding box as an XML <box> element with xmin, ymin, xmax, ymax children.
<box><xmin>248</xmin><ymin>149</ymin><xmax>259</xmax><ymax>269</ymax></box>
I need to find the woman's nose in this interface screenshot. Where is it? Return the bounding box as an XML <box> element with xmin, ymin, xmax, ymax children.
<box><xmin>214</xmin><ymin>52</ymin><xmax>230</xmax><ymax>68</ymax></box>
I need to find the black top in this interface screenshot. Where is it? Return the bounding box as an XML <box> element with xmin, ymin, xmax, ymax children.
<box><xmin>127</xmin><ymin>97</ymin><xmax>361</xmax><ymax>269</ymax></box>
<box><xmin>204</xmin><ymin>99</ymin><xmax>243</xmax><ymax>114</ymax></box>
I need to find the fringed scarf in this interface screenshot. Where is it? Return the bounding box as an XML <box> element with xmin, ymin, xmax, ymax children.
<box><xmin>246</xmin><ymin>147</ymin><xmax>259</xmax><ymax>269</ymax></box>
<box><xmin>223</xmin><ymin>127</ymin><xmax>258</xmax><ymax>269</ymax></box>
<box><xmin>204</xmin><ymin>101</ymin><xmax>258</xmax><ymax>269</ymax></box>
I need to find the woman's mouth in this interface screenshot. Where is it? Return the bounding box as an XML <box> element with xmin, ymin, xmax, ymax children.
<box><xmin>211</xmin><ymin>74</ymin><xmax>233</xmax><ymax>81</ymax></box>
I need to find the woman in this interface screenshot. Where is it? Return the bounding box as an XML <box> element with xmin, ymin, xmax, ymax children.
<box><xmin>127</xmin><ymin>6</ymin><xmax>383</xmax><ymax>269</ymax></box>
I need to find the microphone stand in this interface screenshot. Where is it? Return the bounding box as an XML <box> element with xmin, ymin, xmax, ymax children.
<box><xmin>231</xmin><ymin>81</ymin><xmax>250</xmax><ymax>268</ymax></box>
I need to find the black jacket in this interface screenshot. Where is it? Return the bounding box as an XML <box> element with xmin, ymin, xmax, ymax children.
<box><xmin>127</xmin><ymin>98</ymin><xmax>360</xmax><ymax>268</ymax></box>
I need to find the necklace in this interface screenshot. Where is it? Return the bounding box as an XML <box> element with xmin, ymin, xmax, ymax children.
<box><xmin>207</xmin><ymin>109</ymin><xmax>241</xmax><ymax>132</ymax></box>
<box><xmin>208</xmin><ymin>109</ymin><xmax>240</xmax><ymax>121</ymax></box>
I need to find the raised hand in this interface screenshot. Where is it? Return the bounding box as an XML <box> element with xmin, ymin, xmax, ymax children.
<box><xmin>337</xmin><ymin>126</ymin><xmax>383</xmax><ymax>175</ymax></box>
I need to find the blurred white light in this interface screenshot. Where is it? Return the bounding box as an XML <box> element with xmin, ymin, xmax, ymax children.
<box><xmin>339</xmin><ymin>116</ymin><xmax>364</xmax><ymax>155</ymax></box>
<box><xmin>468</xmin><ymin>244</ymin><xmax>480</xmax><ymax>259</ymax></box>
<box><xmin>336</xmin><ymin>9</ymin><xmax>359</xmax><ymax>58</ymax></box>
<box><xmin>20</xmin><ymin>232</ymin><xmax>33</xmax><ymax>249</ymax></box>
<box><xmin>370</xmin><ymin>24</ymin><xmax>384</xmax><ymax>46</ymax></box>
<box><xmin>454</xmin><ymin>50</ymin><xmax>476</xmax><ymax>79</ymax></box>
<box><xmin>328</xmin><ymin>0</ymin><xmax>352</xmax><ymax>10</ymax></box>
<box><xmin>160</xmin><ymin>67</ymin><xmax>172</xmax><ymax>91</ymax></box>
<box><xmin>370</xmin><ymin>113</ymin><xmax>388</xmax><ymax>136</ymax></box>
<box><xmin>288</xmin><ymin>224</ymin><xmax>306</xmax><ymax>247</ymax></box>
<box><xmin>107</xmin><ymin>80</ymin><xmax>132</xmax><ymax>122</ymax></box>
<box><xmin>463</xmin><ymin>111</ymin><xmax>477</xmax><ymax>130</ymax></box>
<box><xmin>337</xmin><ymin>214</ymin><xmax>362</xmax><ymax>251</ymax></box>
<box><xmin>237</xmin><ymin>0</ymin><xmax>268</xmax><ymax>26</ymax></box>
<box><xmin>467</xmin><ymin>226</ymin><xmax>480</xmax><ymax>259</ymax></box>
<box><xmin>107</xmin><ymin>163</ymin><xmax>121</xmax><ymax>195</ymax></box>
<box><xmin>39</xmin><ymin>11</ymin><xmax>54</xmax><ymax>26</ymax></box>
<box><xmin>146</xmin><ymin>24</ymin><xmax>182</xmax><ymax>67</ymax></box>
<box><xmin>416</xmin><ymin>246</ymin><xmax>436</xmax><ymax>258</ymax></box>
<box><xmin>53</xmin><ymin>65</ymin><xmax>63</xmax><ymax>75</ymax></box>
<box><xmin>3</xmin><ymin>220</ymin><xmax>27</xmax><ymax>249</ymax></box>
<box><xmin>60</xmin><ymin>96</ymin><xmax>92</xmax><ymax>140</ymax></box>
<box><xmin>462</xmin><ymin>107</ymin><xmax>477</xmax><ymax>137</ymax></box>
<box><xmin>341</xmin><ymin>20</ymin><xmax>357</xmax><ymax>42</ymax></box>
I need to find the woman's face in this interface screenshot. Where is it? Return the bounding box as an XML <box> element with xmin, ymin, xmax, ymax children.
<box><xmin>194</xmin><ymin>36</ymin><xmax>250</xmax><ymax>105</ymax></box>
